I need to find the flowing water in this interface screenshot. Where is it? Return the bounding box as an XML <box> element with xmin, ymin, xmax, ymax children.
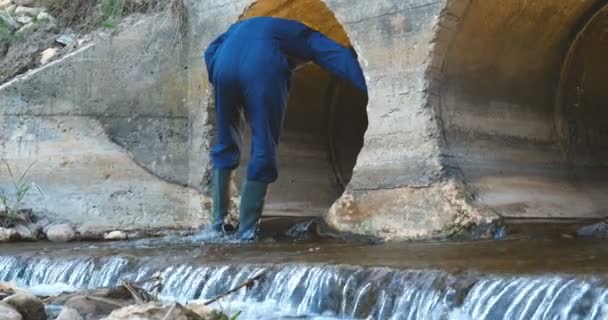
<box><xmin>1</xmin><ymin>235</ymin><xmax>608</xmax><ymax>319</ymax></box>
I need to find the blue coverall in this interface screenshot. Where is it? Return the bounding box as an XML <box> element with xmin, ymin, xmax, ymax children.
<box><xmin>205</xmin><ymin>17</ymin><xmax>367</xmax><ymax>184</ymax></box>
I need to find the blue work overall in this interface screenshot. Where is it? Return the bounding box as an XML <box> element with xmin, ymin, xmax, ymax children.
<box><xmin>205</xmin><ymin>16</ymin><xmax>367</xmax><ymax>183</ymax></box>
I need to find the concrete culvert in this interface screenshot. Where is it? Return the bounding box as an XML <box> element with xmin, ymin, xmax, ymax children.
<box><xmin>440</xmin><ymin>0</ymin><xmax>608</xmax><ymax>220</ymax></box>
<box><xmin>232</xmin><ymin>0</ymin><xmax>369</xmax><ymax>217</ymax></box>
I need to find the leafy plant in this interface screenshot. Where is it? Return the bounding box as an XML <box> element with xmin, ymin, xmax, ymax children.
<box><xmin>0</xmin><ymin>161</ymin><xmax>43</xmax><ymax>228</ymax></box>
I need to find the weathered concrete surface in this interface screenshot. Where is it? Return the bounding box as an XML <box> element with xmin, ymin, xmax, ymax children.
<box><xmin>437</xmin><ymin>0</ymin><xmax>608</xmax><ymax>220</ymax></box>
<box><xmin>2</xmin><ymin>0</ymin><xmax>607</xmax><ymax>239</ymax></box>
<box><xmin>0</xmin><ymin>14</ymin><xmax>207</xmax><ymax>234</ymax></box>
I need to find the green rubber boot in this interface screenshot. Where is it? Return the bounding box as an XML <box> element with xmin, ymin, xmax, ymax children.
<box><xmin>236</xmin><ymin>180</ymin><xmax>268</xmax><ymax>241</ymax></box>
<box><xmin>211</xmin><ymin>169</ymin><xmax>232</xmax><ymax>233</ymax></box>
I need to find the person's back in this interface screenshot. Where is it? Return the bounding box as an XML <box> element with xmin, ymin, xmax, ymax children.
<box><xmin>201</xmin><ymin>17</ymin><xmax>367</xmax><ymax>242</ymax></box>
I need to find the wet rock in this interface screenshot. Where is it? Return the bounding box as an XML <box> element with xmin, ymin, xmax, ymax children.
<box><xmin>0</xmin><ymin>228</ymin><xmax>16</xmax><ymax>242</ymax></box>
<box><xmin>55</xmin><ymin>34</ymin><xmax>76</xmax><ymax>47</ymax></box>
<box><xmin>45</xmin><ymin>224</ymin><xmax>77</xmax><ymax>242</ymax></box>
<box><xmin>0</xmin><ymin>302</ymin><xmax>22</xmax><ymax>320</ymax></box>
<box><xmin>577</xmin><ymin>221</ymin><xmax>608</xmax><ymax>239</ymax></box>
<box><xmin>56</xmin><ymin>307</ymin><xmax>83</xmax><ymax>320</ymax></box>
<box><xmin>64</xmin><ymin>295</ymin><xmax>123</xmax><ymax>318</ymax></box>
<box><xmin>103</xmin><ymin>303</ymin><xmax>217</xmax><ymax>320</ymax></box>
<box><xmin>104</xmin><ymin>230</ymin><xmax>127</xmax><ymax>241</ymax></box>
<box><xmin>12</xmin><ymin>224</ymin><xmax>35</xmax><ymax>241</ymax></box>
<box><xmin>2</xmin><ymin>293</ymin><xmax>46</xmax><ymax>320</ymax></box>
<box><xmin>39</xmin><ymin>47</ymin><xmax>58</xmax><ymax>65</ymax></box>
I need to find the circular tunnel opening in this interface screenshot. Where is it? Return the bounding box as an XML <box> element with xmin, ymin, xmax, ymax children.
<box><xmin>441</xmin><ymin>1</ymin><xmax>608</xmax><ymax>219</ymax></box>
<box><xmin>233</xmin><ymin>0</ymin><xmax>368</xmax><ymax>216</ymax></box>
<box><xmin>556</xmin><ymin>3</ymin><xmax>608</xmax><ymax>169</ymax></box>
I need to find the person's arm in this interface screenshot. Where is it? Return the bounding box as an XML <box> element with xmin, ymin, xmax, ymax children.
<box><xmin>204</xmin><ymin>31</ymin><xmax>227</xmax><ymax>83</ymax></box>
<box><xmin>307</xmin><ymin>32</ymin><xmax>367</xmax><ymax>94</ymax></box>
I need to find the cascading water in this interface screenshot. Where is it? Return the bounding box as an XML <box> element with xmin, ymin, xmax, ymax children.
<box><xmin>1</xmin><ymin>254</ymin><xmax>607</xmax><ymax>320</ymax></box>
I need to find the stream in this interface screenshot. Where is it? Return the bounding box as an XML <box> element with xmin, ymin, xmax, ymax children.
<box><xmin>1</xmin><ymin>235</ymin><xmax>608</xmax><ymax>319</ymax></box>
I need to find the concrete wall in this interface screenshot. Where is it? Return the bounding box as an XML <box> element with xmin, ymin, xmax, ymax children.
<box><xmin>1</xmin><ymin>0</ymin><xmax>606</xmax><ymax>239</ymax></box>
<box><xmin>0</xmin><ymin>14</ymin><xmax>208</xmax><ymax>235</ymax></box>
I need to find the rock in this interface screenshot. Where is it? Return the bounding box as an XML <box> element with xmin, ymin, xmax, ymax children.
<box><xmin>104</xmin><ymin>230</ymin><xmax>127</xmax><ymax>241</ymax></box>
<box><xmin>45</xmin><ymin>224</ymin><xmax>76</xmax><ymax>242</ymax></box>
<box><xmin>12</xmin><ymin>0</ymin><xmax>35</xmax><ymax>6</ymax></box>
<box><xmin>34</xmin><ymin>218</ymin><xmax>49</xmax><ymax>230</ymax></box>
<box><xmin>0</xmin><ymin>302</ymin><xmax>22</xmax><ymax>320</ymax></box>
<box><xmin>0</xmin><ymin>228</ymin><xmax>16</xmax><ymax>242</ymax></box>
<box><xmin>14</xmin><ymin>15</ymin><xmax>31</xmax><ymax>25</ymax></box>
<box><xmin>14</xmin><ymin>6</ymin><xmax>39</xmax><ymax>17</ymax></box>
<box><xmin>64</xmin><ymin>295</ymin><xmax>122</xmax><ymax>318</ymax></box>
<box><xmin>12</xmin><ymin>224</ymin><xmax>35</xmax><ymax>241</ymax></box>
<box><xmin>577</xmin><ymin>221</ymin><xmax>608</xmax><ymax>239</ymax></box>
<box><xmin>103</xmin><ymin>303</ymin><xmax>216</xmax><ymax>320</ymax></box>
<box><xmin>2</xmin><ymin>293</ymin><xmax>46</xmax><ymax>320</ymax></box>
<box><xmin>0</xmin><ymin>0</ymin><xmax>12</xmax><ymax>10</ymax></box>
<box><xmin>35</xmin><ymin>11</ymin><xmax>53</xmax><ymax>23</ymax></box>
<box><xmin>185</xmin><ymin>303</ymin><xmax>216</xmax><ymax>318</ymax></box>
<box><xmin>56</xmin><ymin>307</ymin><xmax>84</xmax><ymax>320</ymax></box>
<box><xmin>39</xmin><ymin>47</ymin><xmax>58</xmax><ymax>65</ymax></box>
<box><xmin>14</xmin><ymin>21</ymin><xmax>35</xmax><ymax>36</ymax></box>
<box><xmin>55</xmin><ymin>34</ymin><xmax>76</xmax><ymax>47</ymax></box>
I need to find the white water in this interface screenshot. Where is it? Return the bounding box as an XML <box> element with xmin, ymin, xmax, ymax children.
<box><xmin>1</xmin><ymin>255</ymin><xmax>607</xmax><ymax>319</ymax></box>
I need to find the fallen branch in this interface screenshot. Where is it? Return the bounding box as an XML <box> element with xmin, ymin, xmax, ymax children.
<box><xmin>204</xmin><ymin>271</ymin><xmax>265</xmax><ymax>306</ymax></box>
<box><xmin>83</xmin><ymin>295</ymin><xmax>128</xmax><ymax>308</ymax></box>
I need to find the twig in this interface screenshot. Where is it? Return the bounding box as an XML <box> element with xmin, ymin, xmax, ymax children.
<box><xmin>122</xmin><ymin>281</ymin><xmax>145</xmax><ymax>304</ymax></box>
<box><xmin>161</xmin><ymin>303</ymin><xmax>177</xmax><ymax>320</ymax></box>
<box><xmin>204</xmin><ymin>271</ymin><xmax>265</xmax><ymax>306</ymax></box>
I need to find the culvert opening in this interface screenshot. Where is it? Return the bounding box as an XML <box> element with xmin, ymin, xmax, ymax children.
<box><xmin>441</xmin><ymin>1</ymin><xmax>608</xmax><ymax>219</ymax></box>
<box><xmin>231</xmin><ymin>0</ymin><xmax>369</xmax><ymax>216</ymax></box>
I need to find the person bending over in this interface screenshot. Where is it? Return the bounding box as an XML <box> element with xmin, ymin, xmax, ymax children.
<box><xmin>203</xmin><ymin>16</ymin><xmax>367</xmax><ymax>241</ymax></box>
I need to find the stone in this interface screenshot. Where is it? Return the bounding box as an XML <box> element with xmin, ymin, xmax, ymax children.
<box><xmin>55</xmin><ymin>34</ymin><xmax>76</xmax><ymax>47</ymax></box>
<box><xmin>0</xmin><ymin>0</ymin><xmax>11</xmax><ymax>10</ymax></box>
<box><xmin>34</xmin><ymin>218</ymin><xmax>49</xmax><ymax>229</ymax></box>
<box><xmin>45</xmin><ymin>224</ymin><xmax>77</xmax><ymax>242</ymax></box>
<box><xmin>577</xmin><ymin>221</ymin><xmax>608</xmax><ymax>239</ymax></box>
<box><xmin>35</xmin><ymin>11</ymin><xmax>53</xmax><ymax>23</ymax></box>
<box><xmin>40</xmin><ymin>47</ymin><xmax>58</xmax><ymax>65</ymax></box>
<box><xmin>12</xmin><ymin>224</ymin><xmax>35</xmax><ymax>241</ymax></box>
<box><xmin>0</xmin><ymin>302</ymin><xmax>22</xmax><ymax>320</ymax></box>
<box><xmin>2</xmin><ymin>293</ymin><xmax>46</xmax><ymax>320</ymax></box>
<box><xmin>13</xmin><ymin>0</ymin><xmax>35</xmax><ymax>6</ymax></box>
<box><xmin>104</xmin><ymin>230</ymin><xmax>127</xmax><ymax>241</ymax></box>
<box><xmin>64</xmin><ymin>295</ymin><xmax>122</xmax><ymax>318</ymax></box>
<box><xmin>14</xmin><ymin>21</ymin><xmax>35</xmax><ymax>37</ymax></box>
<box><xmin>103</xmin><ymin>303</ymin><xmax>217</xmax><ymax>320</ymax></box>
<box><xmin>0</xmin><ymin>228</ymin><xmax>15</xmax><ymax>242</ymax></box>
<box><xmin>56</xmin><ymin>307</ymin><xmax>84</xmax><ymax>320</ymax></box>
<box><xmin>14</xmin><ymin>6</ymin><xmax>39</xmax><ymax>17</ymax></box>
<box><xmin>13</xmin><ymin>15</ymin><xmax>31</xmax><ymax>25</ymax></box>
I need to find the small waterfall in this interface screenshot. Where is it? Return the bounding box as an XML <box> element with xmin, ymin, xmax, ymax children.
<box><xmin>1</xmin><ymin>255</ymin><xmax>607</xmax><ymax>319</ymax></box>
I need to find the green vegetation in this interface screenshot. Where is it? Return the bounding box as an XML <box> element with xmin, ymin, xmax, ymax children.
<box><xmin>40</xmin><ymin>0</ymin><xmax>163</xmax><ymax>30</ymax></box>
<box><xmin>0</xmin><ymin>161</ymin><xmax>42</xmax><ymax>228</ymax></box>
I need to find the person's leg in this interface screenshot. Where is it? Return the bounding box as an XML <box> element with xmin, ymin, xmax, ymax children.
<box><xmin>209</xmin><ymin>83</ymin><xmax>244</xmax><ymax>233</ymax></box>
<box><xmin>237</xmin><ymin>78</ymin><xmax>289</xmax><ymax>241</ymax></box>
